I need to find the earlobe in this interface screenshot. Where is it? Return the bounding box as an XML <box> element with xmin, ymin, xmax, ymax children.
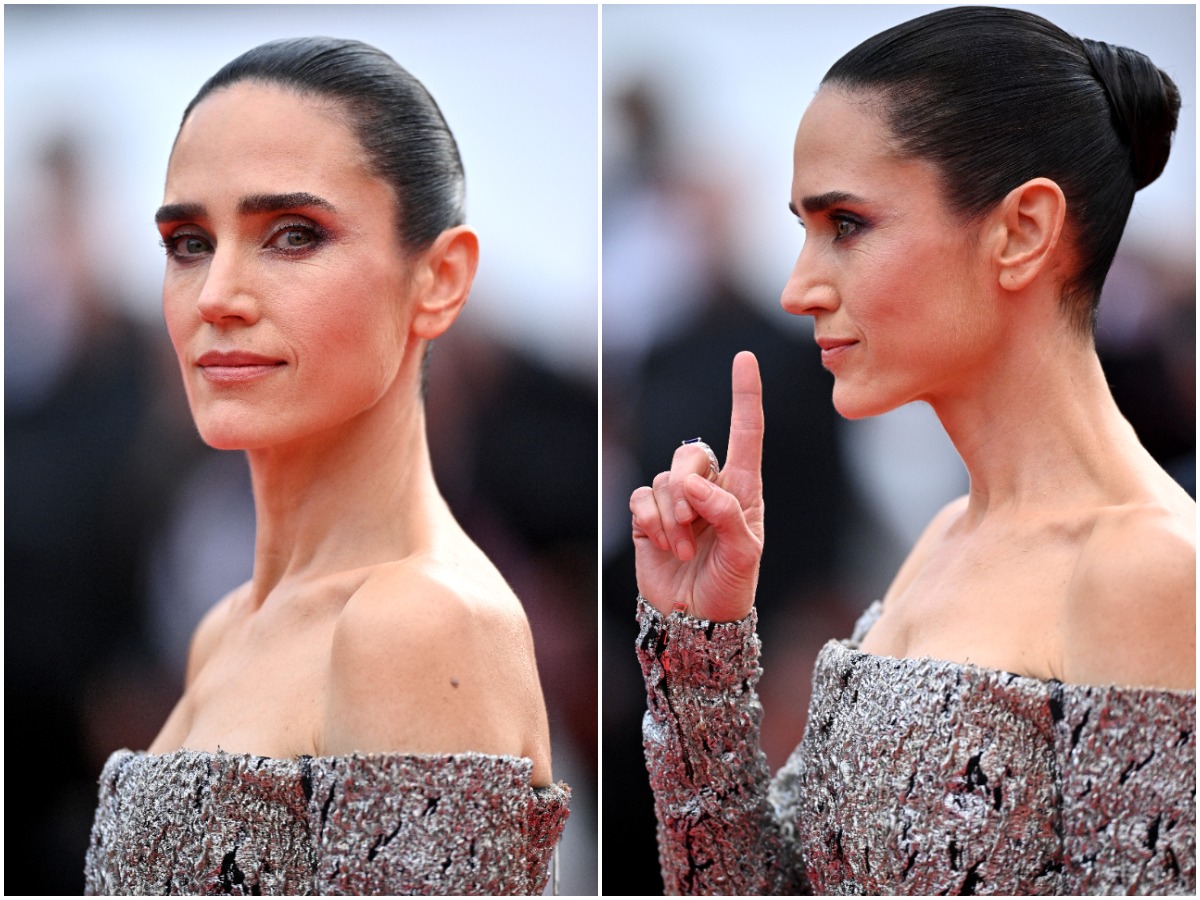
<box><xmin>411</xmin><ymin>225</ymin><xmax>479</xmax><ymax>340</ymax></box>
<box><xmin>995</xmin><ymin>178</ymin><xmax>1067</xmax><ymax>293</ymax></box>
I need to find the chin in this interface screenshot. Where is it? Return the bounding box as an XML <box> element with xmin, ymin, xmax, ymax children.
<box><xmin>830</xmin><ymin>382</ymin><xmax>904</xmax><ymax>421</ymax></box>
<box><xmin>192</xmin><ymin>414</ymin><xmax>281</xmax><ymax>452</ymax></box>
<box><xmin>196</xmin><ymin>429</ymin><xmax>263</xmax><ymax>452</ymax></box>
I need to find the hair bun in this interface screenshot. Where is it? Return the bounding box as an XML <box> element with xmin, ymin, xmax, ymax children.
<box><xmin>1080</xmin><ymin>38</ymin><xmax>1181</xmax><ymax>190</ymax></box>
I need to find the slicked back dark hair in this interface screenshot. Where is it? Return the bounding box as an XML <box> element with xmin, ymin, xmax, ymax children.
<box><xmin>181</xmin><ymin>36</ymin><xmax>465</xmax><ymax>252</ymax></box>
<box><xmin>823</xmin><ymin>6</ymin><xmax>1180</xmax><ymax>334</ymax></box>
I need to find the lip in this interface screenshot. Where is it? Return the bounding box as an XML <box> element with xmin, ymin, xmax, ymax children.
<box><xmin>195</xmin><ymin>350</ymin><xmax>286</xmax><ymax>384</ymax></box>
<box><xmin>815</xmin><ymin>336</ymin><xmax>858</xmax><ymax>367</ymax></box>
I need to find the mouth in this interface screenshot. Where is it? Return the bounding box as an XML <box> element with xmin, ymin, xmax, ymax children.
<box><xmin>195</xmin><ymin>350</ymin><xmax>286</xmax><ymax>384</ymax></box>
<box><xmin>815</xmin><ymin>337</ymin><xmax>858</xmax><ymax>366</ymax></box>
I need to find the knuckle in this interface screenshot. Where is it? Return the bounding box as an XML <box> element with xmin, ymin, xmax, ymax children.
<box><xmin>631</xmin><ymin>501</ymin><xmax>651</xmax><ymax>519</ymax></box>
<box><xmin>672</xmin><ymin>443</ymin><xmax>697</xmax><ymax>463</ymax></box>
<box><xmin>707</xmin><ymin>486</ymin><xmax>736</xmax><ymax>515</ymax></box>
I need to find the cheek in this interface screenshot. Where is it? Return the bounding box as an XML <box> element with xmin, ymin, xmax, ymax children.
<box><xmin>293</xmin><ymin>270</ymin><xmax>406</xmax><ymax>382</ymax></box>
<box><xmin>853</xmin><ymin>249</ymin><xmax>914</xmax><ymax>330</ymax></box>
<box><xmin>162</xmin><ymin>284</ymin><xmax>194</xmax><ymax>359</ymax></box>
<box><xmin>856</xmin><ymin>235</ymin><xmax>974</xmax><ymax>333</ymax></box>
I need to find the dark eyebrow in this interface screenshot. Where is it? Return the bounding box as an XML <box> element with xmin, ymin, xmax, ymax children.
<box><xmin>799</xmin><ymin>191</ymin><xmax>868</xmax><ymax>214</ymax></box>
<box><xmin>238</xmin><ymin>192</ymin><xmax>337</xmax><ymax>216</ymax></box>
<box><xmin>154</xmin><ymin>192</ymin><xmax>336</xmax><ymax>225</ymax></box>
<box><xmin>155</xmin><ymin>202</ymin><xmax>205</xmax><ymax>225</ymax></box>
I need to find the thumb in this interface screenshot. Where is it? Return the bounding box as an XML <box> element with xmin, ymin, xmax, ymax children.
<box><xmin>684</xmin><ymin>475</ymin><xmax>758</xmax><ymax>547</ymax></box>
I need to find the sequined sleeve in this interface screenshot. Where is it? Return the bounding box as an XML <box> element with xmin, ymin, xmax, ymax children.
<box><xmin>635</xmin><ymin>597</ymin><xmax>806</xmax><ymax>895</ymax></box>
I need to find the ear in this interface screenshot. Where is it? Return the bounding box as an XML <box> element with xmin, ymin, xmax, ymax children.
<box><xmin>992</xmin><ymin>178</ymin><xmax>1067</xmax><ymax>293</ymax></box>
<box><xmin>410</xmin><ymin>225</ymin><xmax>479</xmax><ymax>340</ymax></box>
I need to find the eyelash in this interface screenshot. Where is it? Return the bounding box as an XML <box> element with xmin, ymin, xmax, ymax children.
<box><xmin>794</xmin><ymin>211</ymin><xmax>868</xmax><ymax>242</ymax></box>
<box><xmin>159</xmin><ymin>233</ymin><xmax>209</xmax><ymax>260</ymax></box>
<box><xmin>159</xmin><ymin>222</ymin><xmax>326</xmax><ymax>262</ymax></box>
<box><xmin>267</xmin><ymin>223</ymin><xmax>324</xmax><ymax>253</ymax></box>
<box><xmin>829</xmin><ymin>213</ymin><xmax>866</xmax><ymax>241</ymax></box>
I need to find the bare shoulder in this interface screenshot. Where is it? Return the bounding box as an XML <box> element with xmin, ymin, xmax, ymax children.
<box><xmin>323</xmin><ymin>551</ymin><xmax>553</xmax><ymax>783</ymax></box>
<box><xmin>184</xmin><ymin>583</ymin><xmax>246</xmax><ymax>686</ymax></box>
<box><xmin>882</xmin><ymin>494</ymin><xmax>969</xmax><ymax>605</ymax></box>
<box><xmin>335</xmin><ymin>551</ymin><xmax>535</xmax><ymax>675</ymax></box>
<box><xmin>1063</xmin><ymin>499</ymin><xmax>1196</xmax><ymax>690</ymax></box>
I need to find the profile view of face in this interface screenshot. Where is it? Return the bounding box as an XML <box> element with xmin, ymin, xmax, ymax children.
<box><xmin>158</xmin><ymin>82</ymin><xmax>416</xmax><ymax>451</ymax></box>
<box><xmin>780</xmin><ymin>89</ymin><xmax>998</xmax><ymax>420</ymax></box>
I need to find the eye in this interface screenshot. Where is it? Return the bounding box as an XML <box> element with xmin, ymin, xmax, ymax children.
<box><xmin>268</xmin><ymin>224</ymin><xmax>321</xmax><ymax>252</ymax></box>
<box><xmin>161</xmin><ymin>233</ymin><xmax>212</xmax><ymax>260</ymax></box>
<box><xmin>832</xmin><ymin>215</ymin><xmax>862</xmax><ymax>240</ymax></box>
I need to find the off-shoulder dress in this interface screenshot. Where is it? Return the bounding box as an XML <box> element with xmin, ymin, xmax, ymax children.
<box><xmin>637</xmin><ymin>598</ymin><xmax>1194</xmax><ymax>895</ymax></box>
<box><xmin>85</xmin><ymin>748</ymin><xmax>569</xmax><ymax>895</ymax></box>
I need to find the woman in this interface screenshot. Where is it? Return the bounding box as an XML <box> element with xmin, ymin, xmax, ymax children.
<box><xmin>630</xmin><ymin>7</ymin><xmax>1194</xmax><ymax>894</ymax></box>
<box><xmin>85</xmin><ymin>37</ymin><xmax>568</xmax><ymax>895</ymax></box>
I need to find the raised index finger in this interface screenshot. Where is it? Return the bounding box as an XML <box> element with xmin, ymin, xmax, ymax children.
<box><xmin>725</xmin><ymin>350</ymin><xmax>763</xmax><ymax>478</ymax></box>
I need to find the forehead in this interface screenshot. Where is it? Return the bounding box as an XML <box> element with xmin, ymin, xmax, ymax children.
<box><xmin>791</xmin><ymin>88</ymin><xmax>934</xmax><ymax>199</ymax></box>
<box><xmin>165</xmin><ymin>82</ymin><xmax>378</xmax><ymax>207</ymax></box>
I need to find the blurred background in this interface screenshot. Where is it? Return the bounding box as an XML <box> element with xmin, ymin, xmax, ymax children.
<box><xmin>5</xmin><ymin>5</ymin><xmax>597</xmax><ymax>895</ymax></box>
<box><xmin>602</xmin><ymin>4</ymin><xmax>1195</xmax><ymax>893</ymax></box>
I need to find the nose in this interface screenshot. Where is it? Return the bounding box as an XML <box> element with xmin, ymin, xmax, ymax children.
<box><xmin>780</xmin><ymin>242</ymin><xmax>838</xmax><ymax>317</ymax></box>
<box><xmin>195</xmin><ymin>248</ymin><xmax>260</xmax><ymax>326</ymax></box>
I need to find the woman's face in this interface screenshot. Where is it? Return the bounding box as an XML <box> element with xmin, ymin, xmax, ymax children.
<box><xmin>159</xmin><ymin>82</ymin><xmax>415</xmax><ymax>450</ymax></box>
<box><xmin>781</xmin><ymin>89</ymin><xmax>1001</xmax><ymax>419</ymax></box>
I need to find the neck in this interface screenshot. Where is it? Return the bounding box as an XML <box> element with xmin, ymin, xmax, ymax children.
<box><xmin>927</xmin><ymin>319</ymin><xmax>1151</xmax><ymax>522</ymax></box>
<box><xmin>243</xmin><ymin>375</ymin><xmax>447</xmax><ymax>606</ymax></box>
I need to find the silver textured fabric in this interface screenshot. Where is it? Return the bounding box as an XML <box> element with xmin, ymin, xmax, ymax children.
<box><xmin>84</xmin><ymin>748</ymin><xmax>569</xmax><ymax>895</ymax></box>
<box><xmin>637</xmin><ymin>597</ymin><xmax>1196</xmax><ymax>895</ymax></box>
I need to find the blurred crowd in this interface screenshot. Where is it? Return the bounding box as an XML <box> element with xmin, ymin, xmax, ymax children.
<box><xmin>4</xmin><ymin>136</ymin><xmax>598</xmax><ymax>896</ymax></box>
<box><xmin>600</xmin><ymin>78</ymin><xmax>1196</xmax><ymax>895</ymax></box>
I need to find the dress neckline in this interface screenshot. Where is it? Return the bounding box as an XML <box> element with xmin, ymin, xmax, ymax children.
<box><xmin>829</xmin><ymin>632</ymin><xmax>1195</xmax><ymax>700</ymax></box>
<box><xmin>106</xmin><ymin>747</ymin><xmax>569</xmax><ymax>794</ymax></box>
<box><xmin>132</xmin><ymin>746</ymin><xmax>537</xmax><ymax>765</ymax></box>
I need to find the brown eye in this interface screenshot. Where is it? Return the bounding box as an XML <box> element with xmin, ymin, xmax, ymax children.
<box><xmin>830</xmin><ymin>214</ymin><xmax>867</xmax><ymax>241</ymax></box>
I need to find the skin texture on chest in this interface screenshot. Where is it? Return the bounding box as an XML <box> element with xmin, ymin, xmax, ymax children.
<box><xmin>860</xmin><ymin>517</ymin><xmax>1088</xmax><ymax>680</ymax></box>
<box><xmin>153</xmin><ymin>588</ymin><xmax>347</xmax><ymax>758</ymax></box>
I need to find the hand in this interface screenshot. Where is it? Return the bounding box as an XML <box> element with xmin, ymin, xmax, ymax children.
<box><xmin>630</xmin><ymin>351</ymin><xmax>764</xmax><ymax>623</ymax></box>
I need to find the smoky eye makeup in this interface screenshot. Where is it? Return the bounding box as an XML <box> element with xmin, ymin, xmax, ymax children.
<box><xmin>160</xmin><ymin>230</ymin><xmax>212</xmax><ymax>261</ymax></box>
<box><xmin>157</xmin><ymin>218</ymin><xmax>332</xmax><ymax>262</ymax></box>
<box><xmin>264</xmin><ymin>220</ymin><xmax>328</xmax><ymax>253</ymax></box>
<box><xmin>829</xmin><ymin>211</ymin><xmax>868</xmax><ymax>240</ymax></box>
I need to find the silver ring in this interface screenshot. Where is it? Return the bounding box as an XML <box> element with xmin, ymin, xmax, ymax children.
<box><xmin>681</xmin><ymin>437</ymin><xmax>720</xmax><ymax>482</ymax></box>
